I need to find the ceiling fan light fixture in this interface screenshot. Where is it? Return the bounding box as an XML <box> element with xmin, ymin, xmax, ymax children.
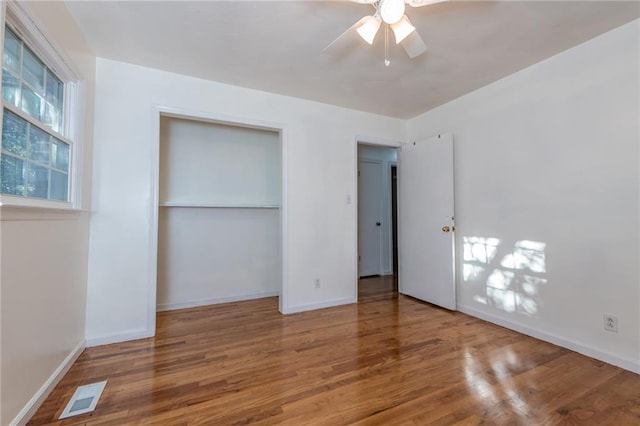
<box><xmin>356</xmin><ymin>15</ymin><xmax>382</xmax><ymax>45</ymax></box>
<box><xmin>380</xmin><ymin>0</ymin><xmax>405</xmax><ymax>24</ymax></box>
<box><xmin>390</xmin><ymin>15</ymin><xmax>415</xmax><ymax>44</ymax></box>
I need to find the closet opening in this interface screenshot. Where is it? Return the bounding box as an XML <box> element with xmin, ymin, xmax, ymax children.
<box><xmin>153</xmin><ymin>112</ymin><xmax>285</xmax><ymax>319</ymax></box>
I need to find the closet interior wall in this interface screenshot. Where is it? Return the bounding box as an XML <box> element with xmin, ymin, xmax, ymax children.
<box><xmin>157</xmin><ymin>116</ymin><xmax>281</xmax><ymax>311</ymax></box>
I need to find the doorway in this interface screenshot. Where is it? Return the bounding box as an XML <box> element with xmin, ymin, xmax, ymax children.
<box><xmin>357</xmin><ymin>143</ymin><xmax>399</xmax><ymax>297</ymax></box>
<box><xmin>356</xmin><ymin>134</ymin><xmax>456</xmax><ymax>309</ymax></box>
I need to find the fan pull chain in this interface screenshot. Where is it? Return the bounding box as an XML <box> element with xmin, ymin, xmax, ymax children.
<box><xmin>384</xmin><ymin>24</ymin><xmax>390</xmax><ymax>67</ymax></box>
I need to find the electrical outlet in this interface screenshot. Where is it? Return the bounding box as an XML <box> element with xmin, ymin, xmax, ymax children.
<box><xmin>603</xmin><ymin>314</ymin><xmax>618</xmax><ymax>333</ymax></box>
<box><xmin>314</xmin><ymin>278</ymin><xmax>321</xmax><ymax>289</ymax></box>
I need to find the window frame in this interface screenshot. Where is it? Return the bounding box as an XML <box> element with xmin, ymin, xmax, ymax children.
<box><xmin>0</xmin><ymin>0</ymin><xmax>84</xmax><ymax>210</ymax></box>
<box><xmin>2</xmin><ymin>103</ymin><xmax>73</xmax><ymax>201</ymax></box>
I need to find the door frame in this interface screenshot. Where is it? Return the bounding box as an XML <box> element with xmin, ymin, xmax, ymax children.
<box><xmin>353</xmin><ymin>136</ymin><xmax>402</xmax><ymax>301</ymax></box>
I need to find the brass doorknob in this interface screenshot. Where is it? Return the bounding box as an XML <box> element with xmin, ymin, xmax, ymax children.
<box><xmin>442</xmin><ymin>226</ymin><xmax>451</xmax><ymax>232</ymax></box>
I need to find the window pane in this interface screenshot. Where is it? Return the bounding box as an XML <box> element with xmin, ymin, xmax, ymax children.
<box><xmin>1</xmin><ymin>155</ymin><xmax>25</xmax><ymax>195</ymax></box>
<box><xmin>45</xmin><ymin>69</ymin><xmax>63</xmax><ymax>109</ymax></box>
<box><xmin>21</xmin><ymin>83</ymin><xmax>43</xmax><ymax>122</ymax></box>
<box><xmin>45</xmin><ymin>70</ymin><xmax>63</xmax><ymax>132</ymax></box>
<box><xmin>26</xmin><ymin>161</ymin><xmax>48</xmax><ymax>198</ymax></box>
<box><xmin>50</xmin><ymin>170</ymin><xmax>68</xmax><ymax>201</ymax></box>
<box><xmin>2</xmin><ymin>69</ymin><xmax>21</xmax><ymax>107</ymax></box>
<box><xmin>29</xmin><ymin>125</ymin><xmax>50</xmax><ymax>165</ymax></box>
<box><xmin>22</xmin><ymin>46</ymin><xmax>45</xmax><ymax>94</ymax></box>
<box><xmin>51</xmin><ymin>138</ymin><xmax>69</xmax><ymax>172</ymax></box>
<box><xmin>2</xmin><ymin>28</ymin><xmax>21</xmax><ymax>74</ymax></box>
<box><xmin>44</xmin><ymin>102</ymin><xmax>62</xmax><ymax>133</ymax></box>
<box><xmin>2</xmin><ymin>109</ymin><xmax>28</xmax><ymax>156</ymax></box>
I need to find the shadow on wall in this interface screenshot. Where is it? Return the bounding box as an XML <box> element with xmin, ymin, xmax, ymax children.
<box><xmin>463</xmin><ymin>236</ymin><xmax>547</xmax><ymax>317</ymax></box>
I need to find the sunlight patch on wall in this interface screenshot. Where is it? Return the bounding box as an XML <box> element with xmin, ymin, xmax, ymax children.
<box><xmin>463</xmin><ymin>237</ymin><xmax>500</xmax><ymax>283</ymax></box>
<box><xmin>463</xmin><ymin>237</ymin><xmax>548</xmax><ymax>317</ymax></box>
<box><xmin>500</xmin><ymin>240</ymin><xmax>546</xmax><ymax>273</ymax></box>
<box><xmin>487</xmin><ymin>270</ymin><xmax>516</xmax><ymax>312</ymax></box>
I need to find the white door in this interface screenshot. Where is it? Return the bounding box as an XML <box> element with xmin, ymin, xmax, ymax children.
<box><xmin>358</xmin><ymin>160</ymin><xmax>383</xmax><ymax>277</ymax></box>
<box><xmin>398</xmin><ymin>133</ymin><xmax>456</xmax><ymax>309</ymax></box>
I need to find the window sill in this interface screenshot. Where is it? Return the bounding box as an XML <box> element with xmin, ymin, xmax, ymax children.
<box><xmin>0</xmin><ymin>196</ymin><xmax>88</xmax><ymax>221</ymax></box>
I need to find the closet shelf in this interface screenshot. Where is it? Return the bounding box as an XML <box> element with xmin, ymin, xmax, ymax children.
<box><xmin>159</xmin><ymin>202</ymin><xmax>280</xmax><ymax>209</ymax></box>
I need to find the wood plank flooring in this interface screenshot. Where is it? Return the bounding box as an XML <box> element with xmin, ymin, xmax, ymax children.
<box><xmin>29</xmin><ymin>276</ymin><xmax>640</xmax><ymax>425</ymax></box>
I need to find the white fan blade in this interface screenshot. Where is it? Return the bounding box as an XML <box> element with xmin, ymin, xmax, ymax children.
<box><xmin>401</xmin><ymin>30</ymin><xmax>427</xmax><ymax>58</ymax></box>
<box><xmin>391</xmin><ymin>15</ymin><xmax>415</xmax><ymax>44</ymax></box>
<box><xmin>406</xmin><ymin>0</ymin><xmax>448</xmax><ymax>7</ymax></box>
<box><xmin>357</xmin><ymin>15</ymin><xmax>382</xmax><ymax>44</ymax></box>
<box><xmin>323</xmin><ymin>16</ymin><xmax>370</xmax><ymax>52</ymax></box>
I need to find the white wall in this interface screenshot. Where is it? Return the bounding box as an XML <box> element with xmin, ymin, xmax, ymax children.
<box><xmin>0</xmin><ymin>2</ymin><xmax>96</xmax><ymax>424</ymax></box>
<box><xmin>86</xmin><ymin>58</ymin><xmax>405</xmax><ymax>344</ymax></box>
<box><xmin>1</xmin><ymin>212</ymin><xmax>90</xmax><ymax>424</ymax></box>
<box><xmin>408</xmin><ymin>21</ymin><xmax>640</xmax><ymax>372</ymax></box>
<box><xmin>358</xmin><ymin>145</ymin><xmax>397</xmax><ymax>275</ymax></box>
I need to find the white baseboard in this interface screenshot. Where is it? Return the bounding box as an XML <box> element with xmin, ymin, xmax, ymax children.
<box><xmin>10</xmin><ymin>341</ymin><xmax>85</xmax><ymax>426</ymax></box>
<box><xmin>458</xmin><ymin>303</ymin><xmax>640</xmax><ymax>374</ymax></box>
<box><xmin>283</xmin><ymin>296</ymin><xmax>356</xmax><ymax>314</ymax></box>
<box><xmin>85</xmin><ymin>328</ymin><xmax>153</xmax><ymax>348</ymax></box>
<box><xmin>157</xmin><ymin>291</ymin><xmax>279</xmax><ymax>312</ymax></box>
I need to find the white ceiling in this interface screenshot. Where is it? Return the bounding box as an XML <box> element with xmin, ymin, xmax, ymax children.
<box><xmin>64</xmin><ymin>1</ymin><xmax>639</xmax><ymax>118</ymax></box>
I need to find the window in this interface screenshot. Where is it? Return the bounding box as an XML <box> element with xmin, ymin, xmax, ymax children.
<box><xmin>3</xmin><ymin>27</ymin><xmax>64</xmax><ymax>132</ymax></box>
<box><xmin>1</xmin><ymin>17</ymin><xmax>76</xmax><ymax>206</ymax></box>
<box><xmin>1</xmin><ymin>109</ymin><xmax>69</xmax><ymax>200</ymax></box>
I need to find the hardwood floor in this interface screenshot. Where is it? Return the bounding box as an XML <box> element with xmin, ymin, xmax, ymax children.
<box><xmin>30</xmin><ymin>276</ymin><xmax>639</xmax><ymax>425</ymax></box>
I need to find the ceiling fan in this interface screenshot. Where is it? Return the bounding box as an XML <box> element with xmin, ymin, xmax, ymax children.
<box><xmin>325</xmin><ymin>0</ymin><xmax>448</xmax><ymax>65</ymax></box>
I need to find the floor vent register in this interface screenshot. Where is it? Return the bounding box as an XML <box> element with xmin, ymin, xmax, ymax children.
<box><xmin>59</xmin><ymin>381</ymin><xmax>107</xmax><ymax>419</ymax></box>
